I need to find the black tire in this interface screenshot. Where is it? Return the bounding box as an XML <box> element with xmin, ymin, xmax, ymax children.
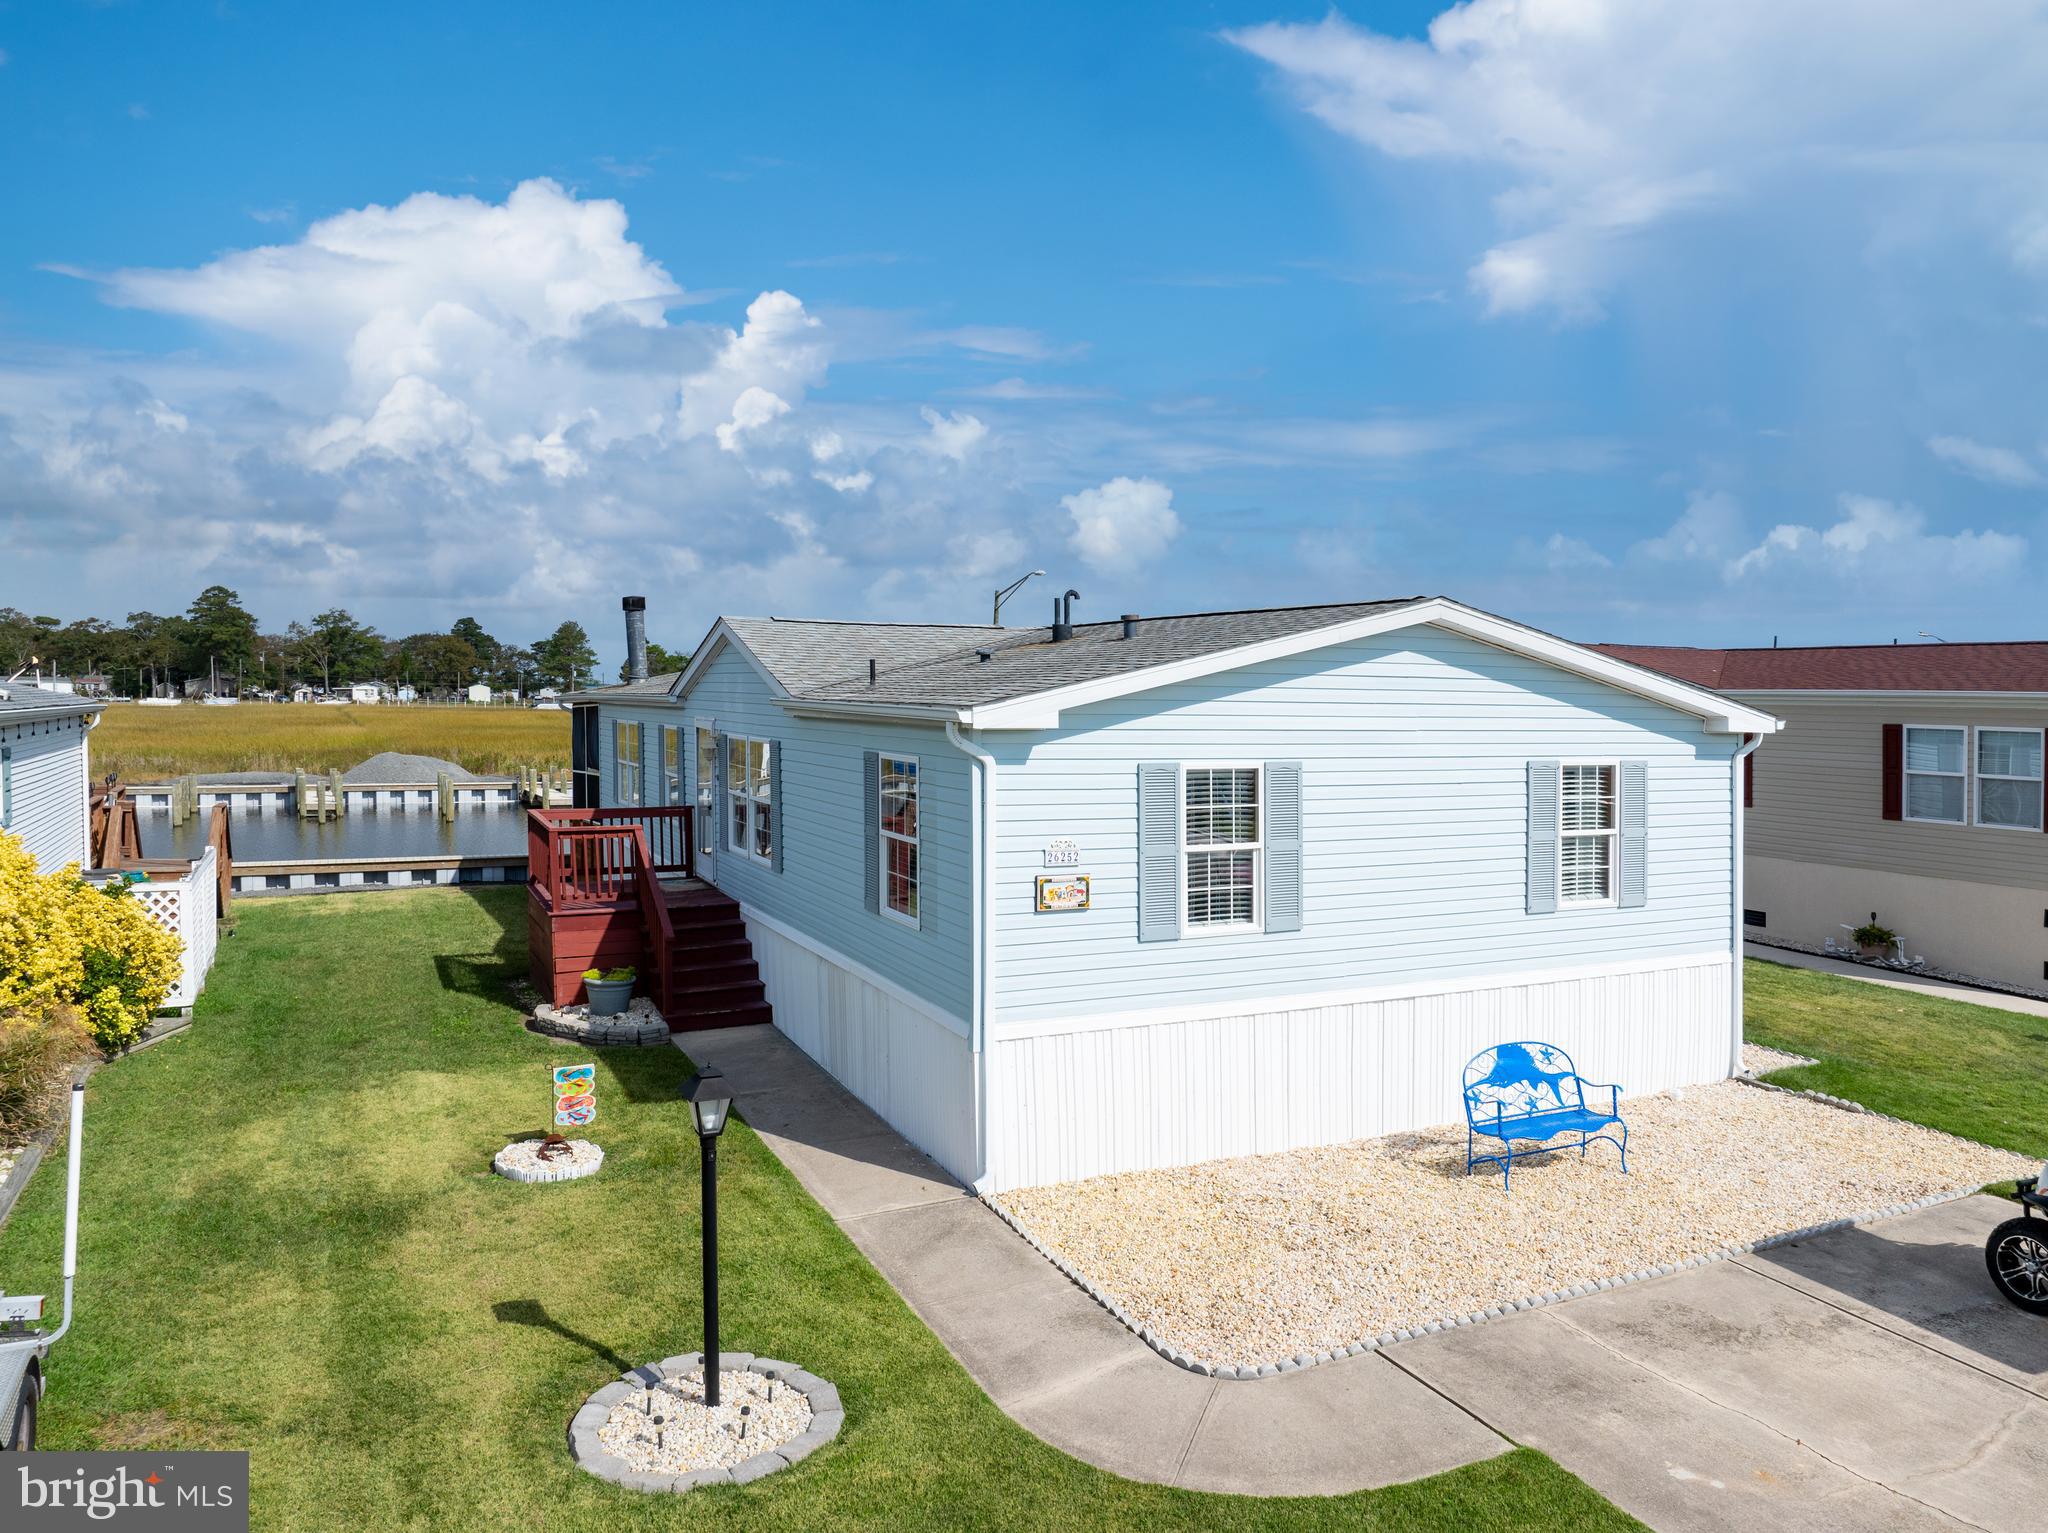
<box><xmin>1986</xmin><ymin>1217</ymin><xmax>2048</xmax><ymax>1316</ymax></box>
<box><xmin>3</xmin><ymin>1369</ymin><xmax>35</xmax><ymax>1452</ymax></box>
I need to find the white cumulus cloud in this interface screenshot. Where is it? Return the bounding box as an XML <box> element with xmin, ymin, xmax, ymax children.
<box><xmin>1727</xmin><ymin>493</ymin><xmax>2023</xmax><ymax>580</ymax></box>
<box><xmin>1928</xmin><ymin>434</ymin><xmax>2042</xmax><ymax>488</ymax></box>
<box><xmin>1063</xmin><ymin>476</ymin><xmax>1183</xmax><ymax>572</ymax></box>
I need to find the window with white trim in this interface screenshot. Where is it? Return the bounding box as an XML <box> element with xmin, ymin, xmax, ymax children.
<box><xmin>1904</xmin><ymin>726</ymin><xmax>1966</xmax><ymax>824</ymax></box>
<box><xmin>879</xmin><ymin>755</ymin><xmax>919</xmax><ymax>924</ymax></box>
<box><xmin>616</xmin><ymin>721</ymin><xmax>642</xmax><ymax>806</ymax></box>
<box><xmin>1559</xmin><ymin>763</ymin><xmax>1617</xmax><ymax>904</ymax></box>
<box><xmin>1975</xmin><ymin>727</ymin><xmax>2043</xmax><ymax>830</ymax></box>
<box><xmin>1183</xmin><ymin>766</ymin><xmax>1260</xmax><ymax>930</ymax></box>
<box><xmin>661</xmin><ymin>725</ymin><xmax>682</xmax><ymax>805</ymax></box>
<box><xmin>726</xmin><ymin>736</ymin><xmax>773</xmax><ymax>863</ymax></box>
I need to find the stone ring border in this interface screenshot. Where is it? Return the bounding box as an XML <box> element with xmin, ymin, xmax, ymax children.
<box><xmin>493</xmin><ymin>1140</ymin><xmax>603</xmax><ymax>1183</ymax></box>
<box><xmin>982</xmin><ymin>1074</ymin><xmax>2005</xmax><ymax>1382</ymax></box>
<box><xmin>568</xmin><ymin>1351</ymin><xmax>843</xmax><ymax>1492</ymax></box>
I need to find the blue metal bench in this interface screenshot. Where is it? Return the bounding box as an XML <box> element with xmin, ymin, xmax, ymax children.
<box><xmin>1462</xmin><ymin>1041</ymin><xmax>1629</xmax><ymax>1189</ymax></box>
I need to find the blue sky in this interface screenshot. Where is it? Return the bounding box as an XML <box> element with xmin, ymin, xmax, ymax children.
<box><xmin>5</xmin><ymin>0</ymin><xmax>2048</xmax><ymax>670</ymax></box>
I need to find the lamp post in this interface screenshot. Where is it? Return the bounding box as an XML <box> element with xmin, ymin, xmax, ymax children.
<box><xmin>992</xmin><ymin>569</ymin><xmax>1047</xmax><ymax>626</ymax></box>
<box><xmin>679</xmin><ymin>1068</ymin><xmax>735</xmax><ymax>1406</ymax></box>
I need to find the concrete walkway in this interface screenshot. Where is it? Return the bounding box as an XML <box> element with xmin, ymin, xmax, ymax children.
<box><xmin>680</xmin><ymin>1023</ymin><xmax>2048</xmax><ymax>1525</ymax></box>
<box><xmin>1746</xmin><ymin>940</ymin><xmax>2048</xmax><ymax>1019</ymax></box>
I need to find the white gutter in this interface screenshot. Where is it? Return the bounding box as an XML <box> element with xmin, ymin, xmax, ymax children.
<box><xmin>1729</xmin><ymin>732</ymin><xmax>1764</xmax><ymax>1077</ymax></box>
<box><xmin>945</xmin><ymin>721</ymin><xmax>996</xmax><ymax>1193</ymax></box>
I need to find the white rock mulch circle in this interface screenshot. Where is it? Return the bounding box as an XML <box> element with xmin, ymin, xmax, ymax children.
<box><xmin>990</xmin><ymin>1078</ymin><xmax>2038</xmax><ymax>1380</ymax></box>
<box><xmin>528</xmin><ymin>996</ymin><xmax>669</xmax><ymax>1048</ymax></box>
<box><xmin>493</xmin><ymin>1138</ymin><xmax>603</xmax><ymax>1183</ymax></box>
<box><xmin>569</xmin><ymin>1352</ymin><xmax>843</xmax><ymax>1492</ymax></box>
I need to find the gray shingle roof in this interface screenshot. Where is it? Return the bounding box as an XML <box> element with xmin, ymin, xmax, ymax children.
<box><xmin>564</xmin><ymin>671</ymin><xmax>683</xmax><ymax>703</ymax></box>
<box><xmin>725</xmin><ymin>599</ymin><xmax>1432</xmax><ymax>710</ymax></box>
<box><xmin>0</xmin><ymin>683</ymin><xmax>106</xmax><ymax>723</ymax></box>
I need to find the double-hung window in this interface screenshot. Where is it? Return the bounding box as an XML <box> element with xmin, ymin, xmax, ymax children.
<box><xmin>615</xmin><ymin>721</ymin><xmax>643</xmax><ymax>806</ymax></box>
<box><xmin>661</xmin><ymin>725</ymin><xmax>682</xmax><ymax>805</ymax></box>
<box><xmin>1558</xmin><ymin>763</ymin><xmax>1617</xmax><ymax>905</ymax></box>
<box><xmin>726</xmin><ymin>736</ymin><xmax>773</xmax><ymax>863</ymax></box>
<box><xmin>1903</xmin><ymin>726</ymin><xmax>1966</xmax><ymax>824</ymax></box>
<box><xmin>1183</xmin><ymin>766</ymin><xmax>1260</xmax><ymax>931</ymax></box>
<box><xmin>879</xmin><ymin>755</ymin><xmax>919</xmax><ymax>925</ymax></box>
<box><xmin>1975</xmin><ymin>728</ymin><xmax>2043</xmax><ymax>830</ymax></box>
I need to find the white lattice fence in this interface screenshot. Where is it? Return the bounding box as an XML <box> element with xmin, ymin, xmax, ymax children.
<box><xmin>131</xmin><ymin>845</ymin><xmax>219</xmax><ymax>1011</ymax></box>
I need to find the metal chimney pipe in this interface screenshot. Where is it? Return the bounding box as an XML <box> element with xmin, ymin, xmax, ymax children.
<box><xmin>622</xmin><ymin>596</ymin><xmax>648</xmax><ymax>682</ymax></box>
<box><xmin>1051</xmin><ymin>597</ymin><xmax>1070</xmax><ymax>642</ymax></box>
<box><xmin>1121</xmin><ymin>614</ymin><xmax>1139</xmax><ymax>640</ymax></box>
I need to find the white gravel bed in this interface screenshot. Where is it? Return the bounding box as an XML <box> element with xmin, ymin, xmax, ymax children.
<box><xmin>493</xmin><ymin>1138</ymin><xmax>603</xmax><ymax>1183</ymax></box>
<box><xmin>596</xmin><ymin>1369</ymin><xmax>812</xmax><ymax>1475</ymax></box>
<box><xmin>994</xmin><ymin>1080</ymin><xmax>2038</xmax><ymax>1369</ymax></box>
<box><xmin>1741</xmin><ymin>1042</ymin><xmax>1817</xmax><ymax>1073</ymax></box>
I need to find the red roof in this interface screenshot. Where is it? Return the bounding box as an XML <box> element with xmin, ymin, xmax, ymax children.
<box><xmin>1590</xmin><ymin>642</ymin><xmax>2048</xmax><ymax>693</ymax></box>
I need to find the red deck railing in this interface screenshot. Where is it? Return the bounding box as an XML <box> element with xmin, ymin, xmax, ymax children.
<box><xmin>526</xmin><ymin>806</ymin><xmax>693</xmax><ymax>1013</ymax></box>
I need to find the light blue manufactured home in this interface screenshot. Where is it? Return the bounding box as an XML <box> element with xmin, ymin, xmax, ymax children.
<box><xmin>572</xmin><ymin>597</ymin><xmax>1781</xmax><ymax>1192</ymax></box>
<box><xmin>0</xmin><ymin>682</ymin><xmax>102</xmax><ymax>872</ymax></box>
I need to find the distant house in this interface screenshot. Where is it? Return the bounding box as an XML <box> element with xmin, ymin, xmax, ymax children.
<box><xmin>467</xmin><ymin>683</ymin><xmax>492</xmax><ymax>705</ymax></box>
<box><xmin>553</xmin><ymin>595</ymin><xmax>1780</xmax><ymax>1191</ymax></box>
<box><xmin>0</xmin><ymin>680</ymin><xmax>102</xmax><ymax>870</ymax></box>
<box><xmin>289</xmin><ymin>685</ymin><xmax>317</xmax><ymax>704</ymax></box>
<box><xmin>346</xmin><ymin>682</ymin><xmax>386</xmax><ymax>705</ymax></box>
<box><xmin>1595</xmin><ymin>639</ymin><xmax>2048</xmax><ymax>989</ymax></box>
<box><xmin>395</xmin><ymin>684</ymin><xmax>418</xmax><ymax>704</ymax></box>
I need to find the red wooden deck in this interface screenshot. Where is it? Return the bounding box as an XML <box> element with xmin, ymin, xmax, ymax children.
<box><xmin>525</xmin><ymin>807</ymin><xmax>771</xmax><ymax>1031</ymax></box>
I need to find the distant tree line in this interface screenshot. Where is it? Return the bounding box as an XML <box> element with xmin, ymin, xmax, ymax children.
<box><xmin>0</xmin><ymin>586</ymin><xmax>615</xmax><ymax>698</ymax></box>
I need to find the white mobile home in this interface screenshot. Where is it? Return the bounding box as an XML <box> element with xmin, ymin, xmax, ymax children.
<box><xmin>0</xmin><ymin>681</ymin><xmax>102</xmax><ymax>870</ymax></box>
<box><xmin>563</xmin><ymin>596</ymin><xmax>1780</xmax><ymax>1191</ymax></box>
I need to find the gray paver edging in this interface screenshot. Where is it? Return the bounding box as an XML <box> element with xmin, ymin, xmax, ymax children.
<box><xmin>527</xmin><ymin>996</ymin><xmax>671</xmax><ymax>1048</ymax></box>
<box><xmin>983</xmin><ymin>1076</ymin><xmax>2012</xmax><ymax>1382</ymax></box>
<box><xmin>568</xmin><ymin>1352</ymin><xmax>842</xmax><ymax>1492</ymax></box>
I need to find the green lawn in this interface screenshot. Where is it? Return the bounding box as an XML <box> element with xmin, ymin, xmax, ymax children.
<box><xmin>1745</xmin><ymin>957</ymin><xmax>2048</xmax><ymax>1157</ymax></box>
<box><xmin>0</xmin><ymin>889</ymin><xmax>1639</xmax><ymax>1533</ymax></box>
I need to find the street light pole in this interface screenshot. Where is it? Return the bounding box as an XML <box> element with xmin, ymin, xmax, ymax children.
<box><xmin>992</xmin><ymin>568</ymin><xmax>1047</xmax><ymax>626</ymax></box>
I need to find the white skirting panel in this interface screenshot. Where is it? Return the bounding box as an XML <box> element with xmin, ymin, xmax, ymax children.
<box><xmin>743</xmin><ymin>914</ymin><xmax>977</xmax><ymax>1187</ymax></box>
<box><xmin>984</xmin><ymin>954</ymin><xmax>1731</xmax><ymax>1192</ymax></box>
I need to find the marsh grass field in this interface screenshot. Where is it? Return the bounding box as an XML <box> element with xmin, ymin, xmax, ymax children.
<box><xmin>93</xmin><ymin>702</ymin><xmax>571</xmax><ymax>780</ymax></box>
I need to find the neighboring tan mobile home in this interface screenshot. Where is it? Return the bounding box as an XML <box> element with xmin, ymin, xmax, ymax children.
<box><xmin>553</xmin><ymin>596</ymin><xmax>1779</xmax><ymax>1192</ymax></box>
<box><xmin>1596</xmin><ymin>640</ymin><xmax>2048</xmax><ymax>991</ymax></box>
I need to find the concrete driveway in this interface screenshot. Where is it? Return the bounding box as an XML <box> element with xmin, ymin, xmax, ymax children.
<box><xmin>1396</xmin><ymin>1194</ymin><xmax>2046</xmax><ymax>1532</ymax></box>
<box><xmin>680</xmin><ymin>1022</ymin><xmax>2046</xmax><ymax>1527</ymax></box>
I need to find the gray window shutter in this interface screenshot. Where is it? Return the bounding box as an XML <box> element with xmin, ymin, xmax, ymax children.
<box><xmin>1619</xmin><ymin>759</ymin><xmax>1649</xmax><ymax>908</ymax></box>
<box><xmin>714</xmin><ymin>733</ymin><xmax>728</xmax><ymax>848</ymax></box>
<box><xmin>769</xmin><ymin>742</ymin><xmax>784</xmax><ymax>874</ymax></box>
<box><xmin>610</xmin><ymin>719</ymin><xmax>623</xmax><ymax>804</ymax></box>
<box><xmin>862</xmin><ymin>750</ymin><xmax>880</xmax><ymax>914</ymax></box>
<box><xmin>643</xmin><ymin>724</ymin><xmax>658</xmax><ymax>807</ymax></box>
<box><xmin>1527</xmin><ymin>760</ymin><xmax>1560</xmax><ymax>915</ymax></box>
<box><xmin>1137</xmin><ymin>762</ymin><xmax>1180</xmax><ymax>942</ymax></box>
<box><xmin>1</xmin><ymin>744</ymin><xmax>10</xmax><ymax>828</ymax></box>
<box><xmin>1263</xmin><ymin>761</ymin><xmax>1303</xmax><ymax>933</ymax></box>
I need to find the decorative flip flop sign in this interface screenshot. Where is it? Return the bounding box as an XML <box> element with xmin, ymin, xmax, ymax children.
<box><xmin>553</xmin><ymin>1063</ymin><xmax>598</xmax><ymax>1127</ymax></box>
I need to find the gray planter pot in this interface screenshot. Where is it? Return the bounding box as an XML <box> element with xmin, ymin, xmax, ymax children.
<box><xmin>584</xmin><ymin>976</ymin><xmax>635</xmax><ymax>1016</ymax></box>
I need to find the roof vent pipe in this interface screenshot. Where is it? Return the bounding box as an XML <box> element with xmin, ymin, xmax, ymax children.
<box><xmin>1121</xmin><ymin>614</ymin><xmax>1139</xmax><ymax>640</ymax></box>
<box><xmin>1052</xmin><ymin>588</ymin><xmax>1079</xmax><ymax>642</ymax></box>
<box><xmin>622</xmin><ymin>596</ymin><xmax>648</xmax><ymax>683</ymax></box>
<box><xmin>976</xmin><ymin>648</ymin><xmax>993</xmax><ymax>663</ymax></box>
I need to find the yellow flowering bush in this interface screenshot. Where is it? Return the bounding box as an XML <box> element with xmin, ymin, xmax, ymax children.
<box><xmin>0</xmin><ymin>831</ymin><xmax>183</xmax><ymax>1051</ymax></box>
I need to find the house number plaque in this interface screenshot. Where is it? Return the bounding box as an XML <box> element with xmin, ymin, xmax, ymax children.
<box><xmin>1042</xmin><ymin>838</ymin><xmax>1081</xmax><ymax>867</ymax></box>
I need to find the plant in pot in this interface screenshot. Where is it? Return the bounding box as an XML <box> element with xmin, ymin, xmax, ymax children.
<box><xmin>582</xmin><ymin>966</ymin><xmax>637</xmax><ymax>1016</ymax></box>
<box><xmin>1851</xmin><ymin>921</ymin><xmax>1897</xmax><ymax>960</ymax></box>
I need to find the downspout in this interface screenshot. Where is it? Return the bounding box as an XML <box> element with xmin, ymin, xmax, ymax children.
<box><xmin>82</xmin><ymin>709</ymin><xmax>101</xmax><ymax>868</ymax></box>
<box><xmin>946</xmin><ymin>720</ymin><xmax>995</xmax><ymax>1192</ymax></box>
<box><xmin>1729</xmin><ymin>732</ymin><xmax>1762</xmax><ymax>1077</ymax></box>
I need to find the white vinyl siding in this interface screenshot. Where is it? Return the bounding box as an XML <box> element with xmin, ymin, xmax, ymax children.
<box><xmin>0</xmin><ymin>714</ymin><xmax>91</xmax><ymax>872</ymax></box>
<box><xmin>1903</xmin><ymin>725</ymin><xmax>1966</xmax><ymax>824</ymax></box>
<box><xmin>1182</xmin><ymin>766</ymin><xmax>1260</xmax><ymax>932</ymax></box>
<box><xmin>1974</xmin><ymin>727</ymin><xmax>2042</xmax><ymax>831</ymax></box>
<box><xmin>615</xmin><ymin>721</ymin><xmax>643</xmax><ymax>805</ymax></box>
<box><xmin>1559</xmin><ymin>763</ymin><xmax>1617</xmax><ymax>904</ymax></box>
<box><xmin>880</xmin><ymin>754</ymin><xmax>919</xmax><ymax>926</ymax></box>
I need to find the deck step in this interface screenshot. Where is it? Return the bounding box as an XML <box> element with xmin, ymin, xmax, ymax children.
<box><xmin>669</xmin><ymin>915</ymin><xmax>747</xmax><ymax>943</ymax></box>
<box><xmin>667</xmin><ymin>1001</ymin><xmax>773</xmax><ymax>1032</ymax></box>
<box><xmin>672</xmin><ymin>959</ymin><xmax>761</xmax><ymax>990</ymax></box>
<box><xmin>670</xmin><ymin>980</ymin><xmax>768</xmax><ymax>1015</ymax></box>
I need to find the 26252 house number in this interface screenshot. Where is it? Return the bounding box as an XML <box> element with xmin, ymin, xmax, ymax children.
<box><xmin>1042</xmin><ymin>838</ymin><xmax>1080</xmax><ymax>867</ymax></box>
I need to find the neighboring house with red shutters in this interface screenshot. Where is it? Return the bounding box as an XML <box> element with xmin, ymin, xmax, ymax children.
<box><xmin>1591</xmin><ymin>639</ymin><xmax>2048</xmax><ymax>989</ymax></box>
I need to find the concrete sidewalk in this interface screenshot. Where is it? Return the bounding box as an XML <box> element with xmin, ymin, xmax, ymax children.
<box><xmin>675</xmin><ymin>1022</ymin><xmax>1509</xmax><ymax>1494</ymax></box>
<box><xmin>1746</xmin><ymin>940</ymin><xmax>2048</xmax><ymax>1019</ymax></box>
<box><xmin>680</xmin><ymin>1023</ymin><xmax>2048</xmax><ymax>1525</ymax></box>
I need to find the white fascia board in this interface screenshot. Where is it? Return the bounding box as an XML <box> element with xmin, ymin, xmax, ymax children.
<box><xmin>1728</xmin><ymin>688</ymin><xmax>2048</xmax><ymax>705</ymax></box>
<box><xmin>780</xmin><ymin>701</ymin><xmax>968</xmax><ymax>725</ymax></box>
<box><xmin>958</xmin><ymin>598</ymin><xmax>1782</xmax><ymax>735</ymax></box>
<box><xmin>670</xmin><ymin>622</ymin><xmax>794</xmax><ymax>706</ymax></box>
